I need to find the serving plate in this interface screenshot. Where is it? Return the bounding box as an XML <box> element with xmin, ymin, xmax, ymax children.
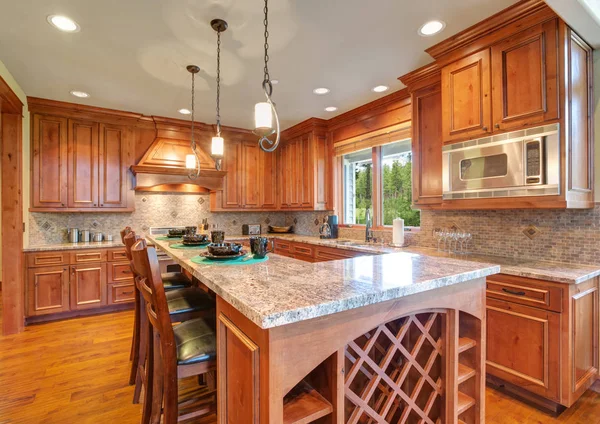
<box><xmin>201</xmin><ymin>250</ymin><xmax>247</xmax><ymax>261</ymax></box>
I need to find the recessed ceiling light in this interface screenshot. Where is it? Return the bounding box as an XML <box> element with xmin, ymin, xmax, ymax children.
<box><xmin>418</xmin><ymin>20</ymin><xmax>445</xmax><ymax>36</ymax></box>
<box><xmin>325</xmin><ymin>106</ymin><xmax>338</xmax><ymax>112</ymax></box>
<box><xmin>372</xmin><ymin>85</ymin><xmax>389</xmax><ymax>93</ymax></box>
<box><xmin>70</xmin><ymin>90</ymin><xmax>90</xmax><ymax>98</ymax></box>
<box><xmin>313</xmin><ymin>87</ymin><xmax>330</xmax><ymax>95</ymax></box>
<box><xmin>178</xmin><ymin>108</ymin><xmax>191</xmax><ymax>115</ymax></box>
<box><xmin>47</xmin><ymin>15</ymin><xmax>80</xmax><ymax>32</ymax></box>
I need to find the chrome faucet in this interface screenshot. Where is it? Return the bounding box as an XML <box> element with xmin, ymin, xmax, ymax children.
<box><xmin>365</xmin><ymin>209</ymin><xmax>374</xmax><ymax>242</ymax></box>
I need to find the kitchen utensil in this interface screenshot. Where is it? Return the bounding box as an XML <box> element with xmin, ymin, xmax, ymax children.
<box><xmin>201</xmin><ymin>250</ymin><xmax>247</xmax><ymax>261</ymax></box>
<box><xmin>93</xmin><ymin>232</ymin><xmax>104</xmax><ymax>242</ymax></box>
<box><xmin>79</xmin><ymin>230</ymin><xmax>91</xmax><ymax>242</ymax></box>
<box><xmin>68</xmin><ymin>228</ymin><xmax>79</xmax><ymax>243</ymax></box>
<box><xmin>267</xmin><ymin>225</ymin><xmax>294</xmax><ymax>234</ymax></box>
<box><xmin>106</xmin><ymin>234</ymin><xmax>113</xmax><ymax>242</ymax></box>
<box><xmin>207</xmin><ymin>242</ymin><xmax>242</xmax><ymax>256</ymax></box>
<box><xmin>211</xmin><ymin>230</ymin><xmax>225</xmax><ymax>244</ymax></box>
<box><xmin>250</xmin><ymin>237</ymin><xmax>273</xmax><ymax>259</ymax></box>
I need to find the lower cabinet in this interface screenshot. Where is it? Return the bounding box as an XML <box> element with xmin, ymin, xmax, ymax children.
<box><xmin>486</xmin><ymin>274</ymin><xmax>599</xmax><ymax>408</ymax></box>
<box><xmin>70</xmin><ymin>263</ymin><xmax>107</xmax><ymax>310</ymax></box>
<box><xmin>26</xmin><ymin>248</ymin><xmax>134</xmax><ymax>319</ymax></box>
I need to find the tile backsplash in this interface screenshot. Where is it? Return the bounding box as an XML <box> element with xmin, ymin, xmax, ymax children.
<box><xmin>29</xmin><ymin>193</ymin><xmax>333</xmax><ymax>245</ymax></box>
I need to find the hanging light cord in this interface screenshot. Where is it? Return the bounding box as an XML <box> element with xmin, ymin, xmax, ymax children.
<box><xmin>188</xmin><ymin>69</ymin><xmax>200</xmax><ymax>180</ymax></box>
<box><xmin>216</xmin><ymin>29</ymin><xmax>222</xmax><ymax>138</ymax></box>
<box><xmin>259</xmin><ymin>0</ymin><xmax>280</xmax><ymax>152</ymax></box>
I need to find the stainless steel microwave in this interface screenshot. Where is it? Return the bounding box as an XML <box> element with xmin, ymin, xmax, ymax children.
<box><xmin>442</xmin><ymin>124</ymin><xmax>560</xmax><ymax>200</ymax></box>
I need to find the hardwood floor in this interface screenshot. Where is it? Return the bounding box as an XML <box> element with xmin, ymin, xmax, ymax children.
<box><xmin>0</xmin><ymin>292</ymin><xmax>599</xmax><ymax>423</ymax></box>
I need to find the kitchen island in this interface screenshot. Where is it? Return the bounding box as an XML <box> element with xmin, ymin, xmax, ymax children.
<box><xmin>150</xmin><ymin>236</ymin><xmax>499</xmax><ymax>423</ymax></box>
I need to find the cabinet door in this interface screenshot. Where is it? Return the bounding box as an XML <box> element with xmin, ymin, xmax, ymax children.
<box><xmin>70</xmin><ymin>263</ymin><xmax>107</xmax><ymax>310</ymax></box>
<box><xmin>222</xmin><ymin>141</ymin><xmax>243</xmax><ymax>209</ymax></box>
<box><xmin>412</xmin><ymin>82</ymin><xmax>443</xmax><ymax>206</ymax></box>
<box><xmin>491</xmin><ymin>19</ymin><xmax>558</xmax><ymax>131</ymax></box>
<box><xmin>291</xmin><ymin>138</ymin><xmax>302</xmax><ymax>207</ymax></box>
<box><xmin>441</xmin><ymin>49</ymin><xmax>491</xmax><ymax>143</ymax></box>
<box><xmin>32</xmin><ymin>114</ymin><xmax>68</xmax><ymax>208</ymax></box>
<box><xmin>68</xmin><ymin>119</ymin><xmax>99</xmax><ymax>208</ymax></box>
<box><xmin>99</xmin><ymin>124</ymin><xmax>130</xmax><ymax>208</ymax></box>
<box><xmin>571</xmin><ymin>286</ymin><xmax>598</xmax><ymax>397</ymax></box>
<box><xmin>259</xmin><ymin>148</ymin><xmax>278</xmax><ymax>209</ymax></box>
<box><xmin>279</xmin><ymin>142</ymin><xmax>294</xmax><ymax>208</ymax></box>
<box><xmin>241</xmin><ymin>141</ymin><xmax>261</xmax><ymax>208</ymax></box>
<box><xmin>300</xmin><ymin>134</ymin><xmax>314</xmax><ymax>207</ymax></box>
<box><xmin>27</xmin><ymin>266</ymin><xmax>69</xmax><ymax>316</ymax></box>
<box><xmin>486</xmin><ymin>298</ymin><xmax>560</xmax><ymax>401</ymax></box>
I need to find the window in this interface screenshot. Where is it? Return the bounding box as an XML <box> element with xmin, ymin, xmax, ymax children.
<box><xmin>341</xmin><ymin>137</ymin><xmax>420</xmax><ymax>227</ymax></box>
<box><xmin>343</xmin><ymin>148</ymin><xmax>372</xmax><ymax>225</ymax></box>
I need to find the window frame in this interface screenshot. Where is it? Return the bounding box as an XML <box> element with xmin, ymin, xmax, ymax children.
<box><xmin>337</xmin><ymin>142</ymin><xmax>420</xmax><ymax>231</ymax></box>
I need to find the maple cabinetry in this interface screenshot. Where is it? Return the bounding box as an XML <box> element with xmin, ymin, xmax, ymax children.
<box><xmin>25</xmin><ymin>248</ymin><xmax>134</xmax><ymax>321</ymax></box>
<box><xmin>30</xmin><ymin>111</ymin><xmax>133</xmax><ymax>212</ymax></box>
<box><xmin>486</xmin><ymin>274</ymin><xmax>599</xmax><ymax>409</ymax></box>
<box><xmin>273</xmin><ymin>239</ymin><xmax>369</xmax><ymax>262</ymax></box>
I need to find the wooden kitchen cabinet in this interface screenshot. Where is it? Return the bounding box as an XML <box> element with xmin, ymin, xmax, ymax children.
<box><xmin>30</xmin><ymin>110</ymin><xmax>133</xmax><ymax>212</ymax></box>
<box><xmin>31</xmin><ymin>114</ymin><xmax>68</xmax><ymax>209</ymax></box>
<box><xmin>486</xmin><ymin>274</ymin><xmax>599</xmax><ymax>409</ymax></box>
<box><xmin>27</xmin><ymin>265</ymin><xmax>70</xmax><ymax>316</ymax></box>
<box><xmin>491</xmin><ymin>19</ymin><xmax>559</xmax><ymax>132</ymax></box>
<box><xmin>441</xmin><ymin>49</ymin><xmax>492</xmax><ymax>143</ymax></box>
<box><xmin>70</xmin><ymin>263</ymin><xmax>107</xmax><ymax>310</ymax></box>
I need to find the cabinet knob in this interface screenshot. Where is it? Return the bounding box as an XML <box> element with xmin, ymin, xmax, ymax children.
<box><xmin>101</xmin><ymin>204</ymin><xmax>104</xmax><ymax>207</ymax></box>
<box><xmin>495</xmin><ymin>123</ymin><xmax>500</xmax><ymax>129</ymax></box>
<box><xmin>61</xmin><ymin>203</ymin><xmax>65</xmax><ymax>207</ymax></box>
<box><xmin>94</xmin><ymin>204</ymin><xmax>97</xmax><ymax>207</ymax></box>
<box><xmin>483</xmin><ymin>126</ymin><xmax>488</xmax><ymax>131</ymax></box>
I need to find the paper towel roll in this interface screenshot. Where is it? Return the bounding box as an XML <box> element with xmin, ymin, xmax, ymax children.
<box><xmin>393</xmin><ymin>218</ymin><xmax>404</xmax><ymax>246</ymax></box>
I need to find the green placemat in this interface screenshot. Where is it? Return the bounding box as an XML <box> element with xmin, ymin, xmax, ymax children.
<box><xmin>156</xmin><ymin>236</ymin><xmax>181</xmax><ymax>241</ymax></box>
<box><xmin>170</xmin><ymin>243</ymin><xmax>209</xmax><ymax>249</ymax></box>
<box><xmin>191</xmin><ymin>255</ymin><xmax>269</xmax><ymax>266</ymax></box>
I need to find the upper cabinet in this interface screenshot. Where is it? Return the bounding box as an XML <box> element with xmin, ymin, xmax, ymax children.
<box><xmin>441</xmin><ymin>20</ymin><xmax>559</xmax><ymax>144</ymax></box>
<box><xmin>491</xmin><ymin>20</ymin><xmax>559</xmax><ymax>132</ymax></box>
<box><xmin>29</xmin><ymin>102</ymin><xmax>134</xmax><ymax>212</ymax></box>
<box><xmin>442</xmin><ymin>50</ymin><xmax>491</xmax><ymax>142</ymax></box>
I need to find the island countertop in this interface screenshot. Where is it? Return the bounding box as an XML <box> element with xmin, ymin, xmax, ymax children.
<box><xmin>148</xmin><ymin>236</ymin><xmax>499</xmax><ymax>329</ymax></box>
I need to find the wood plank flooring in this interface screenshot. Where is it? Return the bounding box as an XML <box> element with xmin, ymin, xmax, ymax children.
<box><xmin>0</xmin><ymin>292</ymin><xmax>599</xmax><ymax>423</ymax></box>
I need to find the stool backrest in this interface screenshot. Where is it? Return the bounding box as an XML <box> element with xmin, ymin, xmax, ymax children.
<box><xmin>123</xmin><ymin>230</ymin><xmax>138</xmax><ymax>262</ymax></box>
<box><xmin>120</xmin><ymin>226</ymin><xmax>133</xmax><ymax>244</ymax></box>
<box><xmin>130</xmin><ymin>238</ymin><xmax>174</xmax><ymax>352</ymax></box>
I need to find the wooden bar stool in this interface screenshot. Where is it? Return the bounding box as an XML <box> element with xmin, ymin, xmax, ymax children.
<box><xmin>123</xmin><ymin>230</ymin><xmax>215</xmax><ymax>405</ymax></box>
<box><xmin>131</xmin><ymin>239</ymin><xmax>216</xmax><ymax>424</ymax></box>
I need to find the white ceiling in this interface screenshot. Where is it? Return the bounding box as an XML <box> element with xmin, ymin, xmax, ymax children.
<box><xmin>0</xmin><ymin>0</ymin><xmax>521</xmax><ymax>130</ymax></box>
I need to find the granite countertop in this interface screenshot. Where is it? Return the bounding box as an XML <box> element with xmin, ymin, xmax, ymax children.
<box><xmin>149</xmin><ymin>236</ymin><xmax>499</xmax><ymax>329</ymax></box>
<box><xmin>23</xmin><ymin>241</ymin><xmax>124</xmax><ymax>252</ymax></box>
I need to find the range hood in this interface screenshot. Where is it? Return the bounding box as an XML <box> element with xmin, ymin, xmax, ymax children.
<box><xmin>131</xmin><ymin>118</ymin><xmax>226</xmax><ymax>193</ymax></box>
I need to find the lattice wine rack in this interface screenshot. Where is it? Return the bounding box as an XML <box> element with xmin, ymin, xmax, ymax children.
<box><xmin>343</xmin><ymin>310</ymin><xmax>481</xmax><ymax>423</ymax></box>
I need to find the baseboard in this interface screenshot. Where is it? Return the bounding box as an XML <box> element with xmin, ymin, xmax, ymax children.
<box><xmin>25</xmin><ymin>303</ymin><xmax>134</xmax><ymax>325</ymax></box>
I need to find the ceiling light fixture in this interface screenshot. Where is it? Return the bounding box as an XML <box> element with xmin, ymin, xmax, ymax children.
<box><xmin>47</xmin><ymin>15</ymin><xmax>80</xmax><ymax>32</ymax></box>
<box><xmin>418</xmin><ymin>20</ymin><xmax>446</xmax><ymax>36</ymax></box>
<box><xmin>271</xmin><ymin>79</ymin><xmax>279</xmax><ymax>85</ymax></box>
<box><xmin>70</xmin><ymin>90</ymin><xmax>90</xmax><ymax>98</ymax></box>
<box><xmin>325</xmin><ymin>106</ymin><xmax>338</xmax><ymax>112</ymax></box>
<box><xmin>253</xmin><ymin>0</ymin><xmax>280</xmax><ymax>152</ymax></box>
<box><xmin>184</xmin><ymin>65</ymin><xmax>201</xmax><ymax>179</ymax></box>
<box><xmin>372</xmin><ymin>85</ymin><xmax>389</xmax><ymax>93</ymax></box>
<box><xmin>313</xmin><ymin>87</ymin><xmax>330</xmax><ymax>95</ymax></box>
<box><xmin>178</xmin><ymin>108</ymin><xmax>191</xmax><ymax>115</ymax></box>
<box><xmin>210</xmin><ymin>18</ymin><xmax>228</xmax><ymax>171</ymax></box>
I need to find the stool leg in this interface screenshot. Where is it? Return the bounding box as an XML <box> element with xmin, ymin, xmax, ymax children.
<box><xmin>150</xmin><ymin>331</ymin><xmax>164</xmax><ymax>424</ymax></box>
<box><xmin>141</xmin><ymin>319</ymin><xmax>154</xmax><ymax>424</ymax></box>
<box><xmin>133</xmin><ymin>297</ymin><xmax>148</xmax><ymax>404</ymax></box>
<box><xmin>129</xmin><ymin>287</ymin><xmax>141</xmax><ymax>384</ymax></box>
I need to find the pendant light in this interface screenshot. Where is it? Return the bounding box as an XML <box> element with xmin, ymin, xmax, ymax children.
<box><xmin>185</xmin><ymin>65</ymin><xmax>201</xmax><ymax>179</ymax></box>
<box><xmin>253</xmin><ymin>0</ymin><xmax>280</xmax><ymax>152</ymax></box>
<box><xmin>211</xmin><ymin>19</ymin><xmax>227</xmax><ymax>171</ymax></box>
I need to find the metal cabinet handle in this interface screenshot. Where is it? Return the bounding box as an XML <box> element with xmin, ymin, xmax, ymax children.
<box><xmin>502</xmin><ymin>288</ymin><xmax>526</xmax><ymax>296</ymax></box>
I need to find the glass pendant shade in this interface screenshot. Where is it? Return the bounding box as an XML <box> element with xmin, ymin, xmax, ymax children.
<box><xmin>185</xmin><ymin>154</ymin><xmax>196</xmax><ymax>169</ymax></box>
<box><xmin>254</xmin><ymin>102</ymin><xmax>273</xmax><ymax>134</ymax></box>
<box><xmin>211</xmin><ymin>136</ymin><xmax>224</xmax><ymax>157</ymax></box>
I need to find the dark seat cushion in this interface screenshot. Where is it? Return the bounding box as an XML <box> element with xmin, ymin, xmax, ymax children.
<box><xmin>167</xmin><ymin>288</ymin><xmax>215</xmax><ymax>316</ymax></box>
<box><xmin>161</xmin><ymin>272</ymin><xmax>191</xmax><ymax>290</ymax></box>
<box><xmin>173</xmin><ymin>318</ymin><xmax>216</xmax><ymax>365</ymax></box>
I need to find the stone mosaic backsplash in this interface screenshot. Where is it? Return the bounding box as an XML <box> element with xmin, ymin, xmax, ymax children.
<box><xmin>28</xmin><ymin>193</ymin><xmax>333</xmax><ymax>245</ymax></box>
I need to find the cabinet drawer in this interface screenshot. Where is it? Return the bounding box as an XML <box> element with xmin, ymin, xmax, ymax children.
<box><xmin>486</xmin><ymin>274</ymin><xmax>563</xmax><ymax>313</ymax></box>
<box><xmin>291</xmin><ymin>243</ymin><xmax>314</xmax><ymax>257</ymax></box>
<box><xmin>273</xmin><ymin>239</ymin><xmax>292</xmax><ymax>252</ymax></box>
<box><xmin>108</xmin><ymin>282</ymin><xmax>135</xmax><ymax>304</ymax></box>
<box><xmin>27</xmin><ymin>251</ymin><xmax>69</xmax><ymax>268</ymax></box>
<box><xmin>70</xmin><ymin>250</ymin><xmax>107</xmax><ymax>264</ymax></box>
<box><xmin>107</xmin><ymin>248</ymin><xmax>128</xmax><ymax>262</ymax></box>
<box><xmin>314</xmin><ymin>246</ymin><xmax>365</xmax><ymax>261</ymax></box>
<box><xmin>107</xmin><ymin>262</ymin><xmax>134</xmax><ymax>283</ymax></box>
